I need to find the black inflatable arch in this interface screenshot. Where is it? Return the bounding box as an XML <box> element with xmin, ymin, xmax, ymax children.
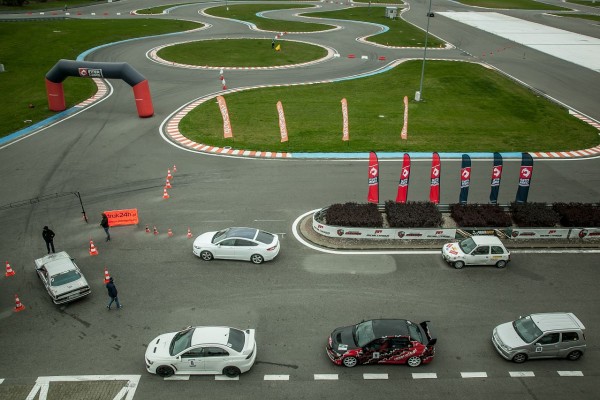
<box><xmin>45</xmin><ymin>59</ymin><xmax>153</xmax><ymax>118</ymax></box>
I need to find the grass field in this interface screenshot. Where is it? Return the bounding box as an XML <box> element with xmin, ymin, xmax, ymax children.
<box><xmin>551</xmin><ymin>13</ymin><xmax>600</xmax><ymax>22</ymax></box>
<box><xmin>0</xmin><ymin>19</ymin><xmax>201</xmax><ymax>138</ymax></box>
<box><xmin>157</xmin><ymin>39</ymin><xmax>328</xmax><ymax>67</ymax></box>
<box><xmin>455</xmin><ymin>0</ymin><xmax>568</xmax><ymax>10</ymax></box>
<box><xmin>179</xmin><ymin>60</ymin><xmax>598</xmax><ymax>153</ymax></box>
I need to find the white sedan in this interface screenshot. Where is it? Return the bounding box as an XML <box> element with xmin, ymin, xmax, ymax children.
<box><xmin>145</xmin><ymin>326</ymin><xmax>257</xmax><ymax>378</ymax></box>
<box><xmin>193</xmin><ymin>227</ymin><xmax>280</xmax><ymax>264</ymax></box>
<box><xmin>34</xmin><ymin>251</ymin><xmax>91</xmax><ymax>304</ymax></box>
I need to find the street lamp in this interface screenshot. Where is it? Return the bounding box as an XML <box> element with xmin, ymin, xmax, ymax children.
<box><xmin>416</xmin><ymin>0</ymin><xmax>433</xmax><ymax>102</ymax></box>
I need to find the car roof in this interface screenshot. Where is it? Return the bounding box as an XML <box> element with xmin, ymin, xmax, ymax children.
<box><xmin>226</xmin><ymin>227</ymin><xmax>258</xmax><ymax>240</ymax></box>
<box><xmin>531</xmin><ymin>313</ymin><xmax>585</xmax><ymax>331</ymax></box>
<box><xmin>471</xmin><ymin>235</ymin><xmax>504</xmax><ymax>246</ymax></box>
<box><xmin>191</xmin><ymin>327</ymin><xmax>231</xmax><ymax>346</ymax></box>
<box><xmin>371</xmin><ymin>319</ymin><xmax>411</xmax><ymax>337</ymax></box>
<box><xmin>38</xmin><ymin>252</ymin><xmax>76</xmax><ymax>275</ymax></box>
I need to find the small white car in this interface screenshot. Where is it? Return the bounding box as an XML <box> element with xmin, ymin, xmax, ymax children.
<box><xmin>193</xmin><ymin>227</ymin><xmax>280</xmax><ymax>264</ymax></box>
<box><xmin>34</xmin><ymin>251</ymin><xmax>91</xmax><ymax>304</ymax></box>
<box><xmin>442</xmin><ymin>235</ymin><xmax>510</xmax><ymax>269</ymax></box>
<box><xmin>145</xmin><ymin>326</ymin><xmax>257</xmax><ymax>377</ymax></box>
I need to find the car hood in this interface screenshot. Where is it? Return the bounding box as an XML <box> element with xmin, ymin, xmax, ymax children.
<box><xmin>330</xmin><ymin>325</ymin><xmax>358</xmax><ymax>353</ymax></box>
<box><xmin>51</xmin><ymin>278</ymin><xmax>89</xmax><ymax>296</ymax></box>
<box><xmin>495</xmin><ymin>322</ymin><xmax>528</xmax><ymax>348</ymax></box>
<box><xmin>145</xmin><ymin>332</ymin><xmax>177</xmax><ymax>361</ymax></box>
<box><xmin>443</xmin><ymin>242</ymin><xmax>464</xmax><ymax>257</ymax></box>
<box><xmin>193</xmin><ymin>231</ymin><xmax>217</xmax><ymax>247</ymax></box>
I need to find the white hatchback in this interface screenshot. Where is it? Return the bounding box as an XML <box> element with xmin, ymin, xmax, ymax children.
<box><xmin>442</xmin><ymin>235</ymin><xmax>510</xmax><ymax>269</ymax></box>
<box><xmin>193</xmin><ymin>227</ymin><xmax>280</xmax><ymax>264</ymax></box>
<box><xmin>145</xmin><ymin>326</ymin><xmax>257</xmax><ymax>378</ymax></box>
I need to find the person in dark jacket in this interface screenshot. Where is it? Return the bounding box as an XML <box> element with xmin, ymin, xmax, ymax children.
<box><xmin>42</xmin><ymin>226</ymin><xmax>56</xmax><ymax>254</ymax></box>
<box><xmin>100</xmin><ymin>213</ymin><xmax>111</xmax><ymax>241</ymax></box>
<box><xmin>106</xmin><ymin>277</ymin><xmax>122</xmax><ymax>309</ymax></box>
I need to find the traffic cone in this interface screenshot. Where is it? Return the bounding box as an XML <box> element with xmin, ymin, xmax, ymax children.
<box><xmin>163</xmin><ymin>188</ymin><xmax>169</xmax><ymax>199</ymax></box>
<box><xmin>89</xmin><ymin>239</ymin><xmax>99</xmax><ymax>256</ymax></box>
<box><xmin>167</xmin><ymin>169</ymin><xmax>173</xmax><ymax>180</ymax></box>
<box><xmin>103</xmin><ymin>267</ymin><xmax>111</xmax><ymax>284</ymax></box>
<box><xmin>153</xmin><ymin>226</ymin><xmax>158</xmax><ymax>235</ymax></box>
<box><xmin>14</xmin><ymin>294</ymin><xmax>25</xmax><ymax>312</ymax></box>
<box><xmin>173</xmin><ymin>165</ymin><xmax>177</xmax><ymax>173</ymax></box>
<box><xmin>165</xmin><ymin>178</ymin><xmax>172</xmax><ymax>189</ymax></box>
<box><xmin>187</xmin><ymin>227</ymin><xmax>192</xmax><ymax>239</ymax></box>
<box><xmin>5</xmin><ymin>261</ymin><xmax>15</xmax><ymax>277</ymax></box>
<box><xmin>145</xmin><ymin>224</ymin><xmax>150</xmax><ymax>233</ymax></box>
<box><xmin>222</xmin><ymin>78</ymin><xmax>227</xmax><ymax>90</ymax></box>
<box><xmin>168</xmin><ymin>228</ymin><xmax>173</xmax><ymax>237</ymax></box>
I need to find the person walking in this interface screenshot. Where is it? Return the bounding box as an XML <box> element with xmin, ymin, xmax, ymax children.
<box><xmin>106</xmin><ymin>277</ymin><xmax>122</xmax><ymax>310</ymax></box>
<box><xmin>42</xmin><ymin>226</ymin><xmax>56</xmax><ymax>254</ymax></box>
<box><xmin>100</xmin><ymin>213</ymin><xmax>111</xmax><ymax>241</ymax></box>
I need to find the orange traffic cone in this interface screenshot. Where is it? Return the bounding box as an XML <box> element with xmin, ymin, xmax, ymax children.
<box><xmin>167</xmin><ymin>169</ymin><xmax>173</xmax><ymax>180</ymax></box>
<box><xmin>187</xmin><ymin>227</ymin><xmax>192</xmax><ymax>239</ymax></box>
<box><xmin>5</xmin><ymin>261</ymin><xmax>15</xmax><ymax>277</ymax></box>
<box><xmin>165</xmin><ymin>178</ymin><xmax>172</xmax><ymax>189</ymax></box>
<box><xmin>14</xmin><ymin>294</ymin><xmax>25</xmax><ymax>312</ymax></box>
<box><xmin>89</xmin><ymin>239</ymin><xmax>99</xmax><ymax>256</ymax></box>
<box><xmin>103</xmin><ymin>267</ymin><xmax>111</xmax><ymax>284</ymax></box>
<box><xmin>173</xmin><ymin>165</ymin><xmax>177</xmax><ymax>173</ymax></box>
<box><xmin>145</xmin><ymin>224</ymin><xmax>150</xmax><ymax>233</ymax></box>
<box><xmin>153</xmin><ymin>226</ymin><xmax>158</xmax><ymax>235</ymax></box>
<box><xmin>168</xmin><ymin>228</ymin><xmax>173</xmax><ymax>237</ymax></box>
<box><xmin>163</xmin><ymin>188</ymin><xmax>169</xmax><ymax>199</ymax></box>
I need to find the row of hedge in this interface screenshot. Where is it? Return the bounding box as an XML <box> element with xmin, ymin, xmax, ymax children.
<box><xmin>324</xmin><ymin>202</ymin><xmax>600</xmax><ymax>228</ymax></box>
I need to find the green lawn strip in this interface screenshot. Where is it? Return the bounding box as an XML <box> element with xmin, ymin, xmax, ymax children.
<box><xmin>0</xmin><ymin>19</ymin><xmax>200</xmax><ymax>138</ymax></box>
<box><xmin>136</xmin><ymin>3</ymin><xmax>197</xmax><ymax>15</ymax></box>
<box><xmin>0</xmin><ymin>0</ymin><xmax>96</xmax><ymax>12</ymax></box>
<box><xmin>204</xmin><ymin>4</ymin><xmax>333</xmax><ymax>32</ymax></box>
<box><xmin>158</xmin><ymin>39</ymin><xmax>327</xmax><ymax>67</ymax></box>
<box><xmin>455</xmin><ymin>0</ymin><xmax>569</xmax><ymax>10</ymax></box>
<box><xmin>564</xmin><ymin>0</ymin><xmax>600</xmax><ymax>7</ymax></box>
<box><xmin>550</xmin><ymin>13</ymin><xmax>600</xmax><ymax>21</ymax></box>
<box><xmin>180</xmin><ymin>60</ymin><xmax>598</xmax><ymax>153</ymax></box>
<box><xmin>303</xmin><ymin>7</ymin><xmax>444</xmax><ymax>48</ymax></box>
<box><xmin>354</xmin><ymin>0</ymin><xmax>404</xmax><ymax>4</ymax></box>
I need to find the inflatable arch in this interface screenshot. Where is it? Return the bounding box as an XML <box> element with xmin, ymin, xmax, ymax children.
<box><xmin>45</xmin><ymin>59</ymin><xmax>154</xmax><ymax>118</ymax></box>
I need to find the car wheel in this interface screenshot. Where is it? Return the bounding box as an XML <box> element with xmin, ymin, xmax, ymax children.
<box><xmin>407</xmin><ymin>356</ymin><xmax>422</xmax><ymax>367</ymax></box>
<box><xmin>567</xmin><ymin>350</ymin><xmax>583</xmax><ymax>361</ymax></box>
<box><xmin>454</xmin><ymin>261</ymin><xmax>465</xmax><ymax>269</ymax></box>
<box><xmin>200</xmin><ymin>251</ymin><xmax>213</xmax><ymax>261</ymax></box>
<box><xmin>250</xmin><ymin>254</ymin><xmax>264</xmax><ymax>264</ymax></box>
<box><xmin>156</xmin><ymin>365</ymin><xmax>175</xmax><ymax>377</ymax></box>
<box><xmin>223</xmin><ymin>366</ymin><xmax>241</xmax><ymax>377</ymax></box>
<box><xmin>496</xmin><ymin>260</ymin><xmax>507</xmax><ymax>268</ymax></box>
<box><xmin>342</xmin><ymin>356</ymin><xmax>358</xmax><ymax>368</ymax></box>
<box><xmin>512</xmin><ymin>353</ymin><xmax>527</xmax><ymax>363</ymax></box>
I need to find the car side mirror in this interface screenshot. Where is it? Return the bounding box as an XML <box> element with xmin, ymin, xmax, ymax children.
<box><xmin>427</xmin><ymin>339</ymin><xmax>437</xmax><ymax>346</ymax></box>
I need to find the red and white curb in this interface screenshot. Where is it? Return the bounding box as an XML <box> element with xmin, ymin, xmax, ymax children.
<box><xmin>75</xmin><ymin>78</ymin><xmax>108</xmax><ymax>108</ymax></box>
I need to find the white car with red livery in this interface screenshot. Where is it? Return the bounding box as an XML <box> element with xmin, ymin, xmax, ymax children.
<box><xmin>442</xmin><ymin>235</ymin><xmax>510</xmax><ymax>269</ymax></box>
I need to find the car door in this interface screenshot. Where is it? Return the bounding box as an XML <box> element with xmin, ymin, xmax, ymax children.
<box><xmin>389</xmin><ymin>337</ymin><xmax>413</xmax><ymax>364</ymax></box>
<box><xmin>465</xmin><ymin>246</ymin><xmax>491</xmax><ymax>265</ymax></box>
<box><xmin>234</xmin><ymin>239</ymin><xmax>259</xmax><ymax>261</ymax></box>
<box><xmin>175</xmin><ymin>347</ymin><xmax>205</xmax><ymax>373</ymax></box>
<box><xmin>200</xmin><ymin>346</ymin><xmax>231</xmax><ymax>374</ymax></box>
<box><xmin>361</xmin><ymin>338</ymin><xmax>387</xmax><ymax>364</ymax></box>
<box><xmin>216</xmin><ymin>238</ymin><xmax>237</xmax><ymax>260</ymax></box>
<box><xmin>531</xmin><ymin>332</ymin><xmax>560</xmax><ymax>359</ymax></box>
<box><xmin>557</xmin><ymin>331</ymin><xmax>583</xmax><ymax>357</ymax></box>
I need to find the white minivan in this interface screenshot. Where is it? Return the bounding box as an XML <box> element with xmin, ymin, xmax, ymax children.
<box><xmin>442</xmin><ymin>235</ymin><xmax>510</xmax><ymax>269</ymax></box>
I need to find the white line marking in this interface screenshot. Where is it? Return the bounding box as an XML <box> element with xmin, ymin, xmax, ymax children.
<box><xmin>253</xmin><ymin>220</ymin><xmax>286</xmax><ymax>222</ymax></box>
<box><xmin>509</xmin><ymin>371</ymin><xmax>535</xmax><ymax>377</ymax></box>
<box><xmin>264</xmin><ymin>375</ymin><xmax>289</xmax><ymax>380</ymax></box>
<box><xmin>164</xmin><ymin>375</ymin><xmax>190</xmax><ymax>380</ymax></box>
<box><xmin>461</xmin><ymin>372</ymin><xmax>488</xmax><ymax>378</ymax></box>
<box><xmin>0</xmin><ymin>378</ymin><xmax>3</xmax><ymax>384</ymax></box>
<box><xmin>412</xmin><ymin>373</ymin><xmax>437</xmax><ymax>379</ymax></box>
<box><xmin>363</xmin><ymin>373</ymin><xmax>388</xmax><ymax>380</ymax></box>
<box><xmin>314</xmin><ymin>374</ymin><xmax>338</xmax><ymax>380</ymax></box>
<box><xmin>25</xmin><ymin>375</ymin><xmax>140</xmax><ymax>400</ymax></box>
<box><xmin>558</xmin><ymin>371</ymin><xmax>584</xmax><ymax>376</ymax></box>
<box><xmin>215</xmin><ymin>375</ymin><xmax>239</xmax><ymax>380</ymax></box>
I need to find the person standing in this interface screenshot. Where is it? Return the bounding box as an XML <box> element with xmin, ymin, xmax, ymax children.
<box><xmin>106</xmin><ymin>277</ymin><xmax>122</xmax><ymax>310</ymax></box>
<box><xmin>42</xmin><ymin>226</ymin><xmax>56</xmax><ymax>254</ymax></box>
<box><xmin>100</xmin><ymin>213</ymin><xmax>111</xmax><ymax>241</ymax></box>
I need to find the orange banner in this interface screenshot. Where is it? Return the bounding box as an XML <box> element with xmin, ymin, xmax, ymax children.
<box><xmin>216</xmin><ymin>95</ymin><xmax>233</xmax><ymax>138</ymax></box>
<box><xmin>103</xmin><ymin>209</ymin><xmax>139</xmax><ymax>227</ymax></box>
<box><xmin>277</xmin><ymin>101</ymin><xmax>288</xmax><ymax>142</ymax></box>
<box><xmin>401</xmin><ymin>95</ymin><xmax>408</xmax><ymax>140</ymax></box>
<box><xmin>341</xmin><ymin>98</ymin><xmax>349</xmax><ymax>141</ymax></box>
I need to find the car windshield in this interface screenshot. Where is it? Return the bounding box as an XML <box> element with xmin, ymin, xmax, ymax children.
<box><xmin>212</xmin><ymin>229</ymin><xmax>229</xmax><ymax>244</ymax></box>
<box><xmin>50</xmin><ymin>270</ymin><xmax>81</xmax><ymax>287</ymax></box>
<box><xmin>255</xmin><ymin>231</ymin><xmax>274</xmax><ymax>244</ymax></box>
<box><xmin>354</xmin><ymin>321</ymin><xmax>375</xmax><ymax>347</ymax></box>
<box><xmin>228</xmin><ymin>328</ymin><xmax>246</xmax><ymax>352</ymax></box>
<box><xmin>170</xmin><ymin>328</ymin><xmax>195</xmax><ymax>356</ymax></box>
<box><xmin>407</xmin><ymin>323</ymin><xmax>424</xmax><ymax>344</ymax></box>
<box><xmin>513</xmin><ymin>316</ymin><xmax>543</xmax><ymax>343</ymax></box>
<box><xmin>458</xmin><ymin>238</ymin><xmax>477</xmax><ymax>254</ymax></box>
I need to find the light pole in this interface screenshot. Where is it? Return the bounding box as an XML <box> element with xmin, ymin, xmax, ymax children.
<box><xmin>416</xmin><ymin>0</ymin><xmax>433</xmax><ymax>102</ymax></box>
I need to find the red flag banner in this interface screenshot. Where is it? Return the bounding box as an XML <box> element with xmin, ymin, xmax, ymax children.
<box><xmin>276</xmin><ymin>101</ymin><xmax>288</xmax><ymax>143</ymax></box>
<box><xmin>216</xmin><ymin>95</ymin><xmax>233</xmax><ymax>138</ymax></box>
<box><xmin>396</xmin><ymin>153</ymin><xmax>411</xmax><ymax>203</ymax></box>
<box><xmin>341</xmin><ymin>98</ymin><xmax>349</xmax><ymax>141</ymax></box>
<box><xmin>368</xmin><ymin>151</ymin><xmax>379</xmax><ymax>203</ymax></box>
<box><xmin>429</xmin><ymin>152</ymin><xmax>441</xmax><ymax>204</ymax></box>
<box><xmin>401</xmin><ymin>95</ymin><xmax>408</xmax><ymax>140</ymax></box>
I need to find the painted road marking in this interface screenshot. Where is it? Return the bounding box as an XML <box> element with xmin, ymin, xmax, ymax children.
<box><xmin>363</xmin><ymin>373</ymin><xmax>388</xmax><ymax>380</ymax></box>
<box><xmin>264</xmin><ymin>375</ymin><xmax>290</xmax><ymax>380</ymax></box>
<box><xmin>412</xmin><ymin>373</ymin><xmax>438</xmax><ymax>379</ymax></box>
<box><xmin>509</xmin><ymin>371</ymin><xmax>535</xmax><ymax>377</ymax></box>
<box><xmin>461</xmin><ymin>372</ymin><xmax>488</xmax><ymax>378</ymax></box>
<box><xmin>558</xmin><ymin>371</ymin><xmax>584</xmax><ymax>377</ymax></box>
<box><xmin>314</xmin><ymin>374</ymin><xmax>339</xmax><ymax>380</ymax></box>
<box><xmin>164</xmin><ymin>375</ymin><xmax>189</xmax><ymax>380</ymax></box>
<box><xmin>25</xmin><ymin>375</ymin><xmax>140</xmax><ymax>400</ymax></box>
<box><xmin>215</xmin><ymin>375</ymin><xmax>239</xmax><ymax>380</ymax></box>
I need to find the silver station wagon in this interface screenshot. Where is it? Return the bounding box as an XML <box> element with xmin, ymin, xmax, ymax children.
<box><xmin>35</xmin><ymin>252</ymin><xmax>91</xmax><ymax>304</ymax></box>
<box><xmin>492</xmin><ymin>312</ymin><xmax>587</xmax><ymax>363</ymax></box>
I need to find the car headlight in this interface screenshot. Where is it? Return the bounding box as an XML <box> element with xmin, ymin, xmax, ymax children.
<box><xmin>193</xmin><ymin>245</ymin><xmax>200</xmax><ymax>249</ymax></box>
<box><xmin>145</xmin><ymin>358</ymin><xmax>154</xmax><ymax>365</ymax></box>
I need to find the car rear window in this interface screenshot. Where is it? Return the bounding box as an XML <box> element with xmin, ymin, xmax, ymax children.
<box><xmin>51</xmin><ymin>270</ymin><xmax>82</xmax><ymax>287</ymax></box>
<box><xmin>255</xmin><ymin>231</ymin><xmax>274</xmax><ymax>244</ymax></box>
<box><xmin>491</xmin><ymin>246</ymin><xmax>505</xmax><ymax>254</ymax></box>
<box><xmin>228</xmin><ymin>328</ymin><xmax>246</xmax><ymax>352</ymax></box>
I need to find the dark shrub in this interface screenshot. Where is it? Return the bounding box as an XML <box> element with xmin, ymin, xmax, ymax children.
<box><xmin>450</xmin><ymin>204</ymin><xmax>512</xmax><ymax>227</ymax></box>
<box><xmin>326</xmin><ymin>202</ymin><xmax>383</xmax><ymax>228</ymax></box>
<box><xmin>385</xmin><ymin>201</ymin><xmax>443</xmax><ymax>228</ymax></box>
<box><xmin>553</xmin><ymin>203</ymin><xmax>600</xmax><ymax>227</ymax></box>
<box><xmin>511</xmin><ymin>202</ymin><xmax>560</xmax><ymax>227</ymax></box>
